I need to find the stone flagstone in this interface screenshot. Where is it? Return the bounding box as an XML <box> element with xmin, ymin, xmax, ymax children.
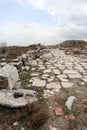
<box><xmin>32</xmin><ymin>78</ymin><xmax>46</xmax><ymax>87</ymax></box>
<box><xmin>48</xmin><ymin>76</ymin><xmax>55</xmax><ymax>82</ymax></box>
<box><xmin>53</xmin><ymin>69</ymin><xmax>60</xmax><ymax>75</ymax></box>
<box><xmin>61</xmin><ymin>82</ymin><xmax>74</xmax><ymax>88</ymax></box>
<box><xmin>63</xmin><ymin>69</ymin><xmax>79</xmax><ymax>74</ymax></box>
<box><xmin>58</xmin><ymin>65</ymin><xmax>65</xmax><ymax>71</ymax></box>
<box><xmin>44</xmin><ymin>69</ymin><xmax>52</xmax><ymax>73</ymax></box>
<box><xmin>46</xmin><ymin>82</ymin><xmax>61</xmax><ymax>90</ymax></box>
<box><xmin>68</xmin><ymin>73</ymin><xmax>82</xmax><ymax>79</ymax></box>
<box><xmin>42</xmin><ymin>74</ymin><xmax>49</xmax><ymax>79</ymax></box>
<box><xmin>57</xmin><ymin>74</ymin><xmax>69</xmax><ymax>82</ymax></box>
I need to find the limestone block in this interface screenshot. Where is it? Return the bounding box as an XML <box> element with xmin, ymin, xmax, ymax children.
<box><xmin>0</xmin><ymin>64</ymin><xmax>19</xmax><ymax>89</ymax></box>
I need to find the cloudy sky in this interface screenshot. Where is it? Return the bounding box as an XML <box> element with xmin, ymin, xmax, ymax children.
<box><xmin>0</xmin><ymin>0</ymin><xmax>87</xmax><ymax>46</ymax></box>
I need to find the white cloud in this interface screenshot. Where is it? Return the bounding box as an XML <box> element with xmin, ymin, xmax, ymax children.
<box><xmin>29</xmin><ymin>0</ymin><xmax>45</xmax><ymax>9</ymax></box>
<box><xmin>0</xmin><ymin>20</ymin><xmax>87</xmax><ymax>46</ymax></box>
<box><xmin>0</xmin><ymin>21</ymin><xmax>59</xmax><ymax>46</ymax></box>
<box><xmin>28</xmin><ymin>0</ymin><xmax>87</xmax><ymax>15</ymax></box>
<box><xmin>27</xmin><ymin>0</ymin><xmax>87</xmax><ymax>24</ymax></box>
<box><xmin>27</xmin><ymin>0</ymin><xmax>87</xmax><ymax>42</ymax></box>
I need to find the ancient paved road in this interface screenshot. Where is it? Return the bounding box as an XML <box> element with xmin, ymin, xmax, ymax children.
<box><xmin>28</xmin><ymin>48</ymin><xmax>87</xmax><ymax>98</ymax></box>
<box><xmin>27</xmin><ymin>47</ymin><xmax>87</xmax><ymax>130</ymax></box>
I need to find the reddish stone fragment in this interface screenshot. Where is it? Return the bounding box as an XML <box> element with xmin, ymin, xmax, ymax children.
<box><xmin>65</xmin><ymin>115</ymin><xmax>75</xmax><ymax>121</ymax></box>
<box><xmin>55</xmin><ymin>107</ymin><xmax>64</xmax><ymax>116</ymax></box>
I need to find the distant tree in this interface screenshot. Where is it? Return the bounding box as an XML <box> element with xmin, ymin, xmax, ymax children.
<box><xmin>1</xmin><ymin>42</ymin><xmax>7</xmax><ymax>54</ymax></box>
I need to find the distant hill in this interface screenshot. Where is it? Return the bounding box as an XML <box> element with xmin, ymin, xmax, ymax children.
<box><xmin>57</xmin><ymin>40</ymin><xmax>87</xmax><ymax>48</ymax></box>
<box><xmin>56</xmin><ymin>40</ymin><xmax>87</xmax><ymax>55</ymax></box>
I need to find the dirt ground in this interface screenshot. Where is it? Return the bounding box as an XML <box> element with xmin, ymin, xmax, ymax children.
<box><xmin>0</xmin><ymin>85</ymin><xmax>87</xmax><ymax>130</ymax></box>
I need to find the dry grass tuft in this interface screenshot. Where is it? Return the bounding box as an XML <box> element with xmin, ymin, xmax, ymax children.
<box><xmin>30</xmin><ymin>103</ymin><xmax>49</xmax><ymax>128</ymax></box>
<box><xmin>6</xmin><ymin>102</ymin><xmax>48</xmax><ymax>128</ymax></box>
